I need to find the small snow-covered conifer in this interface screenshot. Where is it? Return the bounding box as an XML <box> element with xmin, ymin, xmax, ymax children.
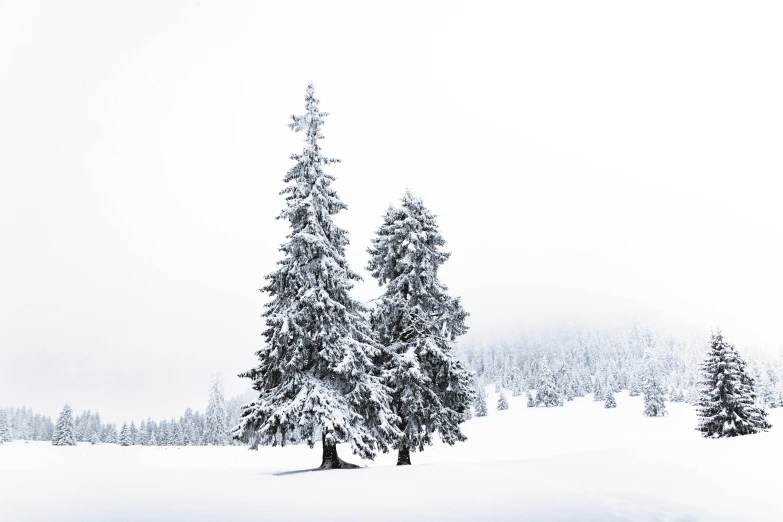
<box><xmin>535</xmin><ymin>358</ymin><xmax>563</xmax><ymax>407</ymax></box>
<box><xmin>52</xmin><ymin>404</ymin><xmax>76</xmax><ymax>446</ymax></box>
<box><xmin>203</xmin><ymin>373</ymin><xmax>229</xmax><ymax>446</ymax></box>
<box><xmin>129</xmin><ymin>421</ymin><xmax>138</xmax><ymax>446</ymax></box>
<box><xmin>0</xmin><ymin>410</ymin><xmax>11</xmax><ymax>443</ymax></box>
<box><xmin>628</xmin><ymin>370</ymin><xmax>642</xmax><ymax>397</ymax></box>
<box><xmin>102</xmin><ymin>424</ymin><xmax>118</xmax><ymax>444</ymax></box>
<box><xmin>604</xmin><ymin>390</ymin><xmax>617</xmax><ymax>408</ymax></box>
<box><xmin>696</xmin><ymin>331</ymin><xmax>771</xmax><ymax>437</ymax></box>
<box><xmin>166</xmin><ymin>418</ymin><xmax>179</xmax><ymax>446</ymax></box>
<box><xmin>642</xmin><ymin>352</ymin><xmax>667</xmax><ymax>417</ymax></box>
<box><xmin>119</xmin><ymin>423</ymin><xmax>132</xmax><ymax>446</ymax></box>
<box><xmin>512</xmin><ymin>376</ymin><xmax>525</xmax><ymax>397</ymax></box>
<box><xmin>497</xmin><ymin>390</ymin><xmax>509</xmax><ymax>411</ymax></box>
<box><xmin>474</xmin><ymin>386</ymin><xmax>488</xmax><ymax>417</ymax></box>
<box><xmin>526</xmin><ymin>391</ymin><xmax>535</xmax><ymax>408</ymax></box>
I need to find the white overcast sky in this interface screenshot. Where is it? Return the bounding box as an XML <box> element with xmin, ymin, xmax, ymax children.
<box><xmin>2</xmin><ymin>0</ymin><xmax>782</xmax><ymax>423</ymax></box>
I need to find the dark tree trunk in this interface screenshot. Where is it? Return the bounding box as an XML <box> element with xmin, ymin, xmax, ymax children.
<box><xmin>318</xmin><ymin>432</ymin><xmax>359</xmax><ymax>470</ymax></box>
<box><xmin>396</xmin><ymin>445</ymin><xmax>411</xmax><ymax>466</ymax></box>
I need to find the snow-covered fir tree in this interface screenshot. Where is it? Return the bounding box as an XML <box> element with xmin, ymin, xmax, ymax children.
<box><xmin>119</xmin><ymin>423</ymin><xmax>131</xmax><ymax>446</ymax></box>
<box><xmin>366</xmin><ymin>190</ymin><xmax>474</xmax><ymax>466</ymax></box>
<box><xmin>628</xmin><ymin>369</ymin><xmax>642</xmax><ymax>397</ymax></box>
<box><xmin>593</xmin><ymin>374</ymin><xmax>605</xmax><ymax>401</ymax></box>
<box><xmin>526</xmin><ymin>391</ymin><xmax>535</xmax><ymax>408</ymax></box>
<box><xmin>129</xmin><ymin>421</ymin><xmax>138</xmax><ymax>446</ymax></box>
<box><xmin>474</xmin><ymin>385</ymin><xmax>488</xmax><ymax>417</ymax></box>
<box><xmin>90</xmin><ymin>431</ymin><xmax>100</xmax><ymax>445</ymax></box>
<box><xmin>497</xmin><ymin>390</ymin><xmax>509</xmax><ymax>411</ymax></box>
<box><xmin>52</xmin><ymin>404</ymin><xmax>76</xmax><ymax>446</ymax></box>
<box><xmin>643</xmin><ymin>352</ymin><xmax>667</xmax><ymax>417</ymax></box>
<box><xmin>165</xmin><ymin>418</ymin><xmax>179</xmax><ymax>446</ymax></box>
<box><xmin>604</xmin><ymin>390</ymin><xmax>617</xmax><ymax>408</ymax></box>
<box><xmin>234</xmin><ymin>84</ymin><xmax>397</xmax><ymax>469</ymax></box>
<box><xmin>102</xmin><ymin>424</ymin><xmax>117</xmax><ymax>444</ymax></box>
<box><xmin>203</xmin><ymin>373</ymin><xmax>229</xmax><ymax>446</ymax></box>
<box><xmin>696</xmin><ymin>331</ymin><xmax>771</xmax><ymax>438</ymax></box>
<box><xmin>0</xmin><ymin>410</ymin><xmax>11</xmax><ymax>443</ymax></box>
<box><xmin>535</xmin><ymin>358</ymin><xmax>563</xmax><ymax>407</ymax></box>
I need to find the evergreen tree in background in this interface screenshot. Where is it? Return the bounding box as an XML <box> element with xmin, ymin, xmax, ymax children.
<box><xmin>367</xmin><ymin>190</ymin><xmax>474</xmax><ymax>466</ymax></box>
<box><xmin>474</xmin><ymin>385</ymin><xmax>488</xmax><ymax>417</ymax></box>
<box><xmin>204</xmin><ymin>373</ymin><xmax>229</xmax><ymax>446</ymax></box>
<box><xmin>0</xmin><ymin>410</ymin><xmax>11</xmax><ymax>443</ymax></box>
<box><xmin>90</xmin><ymin>431</ymin><xmax>100</xmax><ymax>445</ymax></box>
<box><xmin>129</xmin><ymin>421</ymin><xmax>138</xmax><ymax>446</ymax></box>
<box><xmin>535</xmin><ymin>358</ymin><xmax>563</xmax><ymax>407</ymax></box>
<box><xmin>52</xmin><ymin>404</ymin><xmax>76</xmax><ymax>446</ymax></box>
<box><xmin>234</xmin><ymin>84</ymin><xmax>397</xmax><ymax>469</ymax></box>
<box><xmin>497</xmin><ymin>390</ymin><xmax>509</xmax><ymax>411</ymax></box>
<box><xmin>148</xmin><ymin>430</ymin><xmax>157</xmax><ymax>446</ymax></box>
<box><xmin>166</xmin><ymin>418</ymin><xmax>179</xmax><ymax>446</ymax></box>
<box><xmin>696</xmin><ymin>331</ymin><xmax>771</xmax><ymax>437</ymax></box>
<box><xmin>628</xmin><ymin>369</ymin><xmax>642</xmax><ymax>397</ymax></box>
<box><xmin>604</xmin><ymin>390</ymin><xmax>617</xmax><ymax>408</ymax></box>
<box><xmin>592</xmin><ymin>371</ymin><xmax>604</xmax><ymax>401</ymax></box>
<box><xmin>643</xmin><ymin>352</ymin><xmax>667</xmax><ymax>417</ymax></box>
<box><xmin>102</xmin><ymin>424</ymin><xmax>116</xmax><ymax>444</ymax></box>
<box><xmin>526</xmin><ymin>391</ymin><xmax>535</xmax><ymax>408</ymax></box>
<box><xmin>119</xmin><ymin>423</ymin><xmax>131</xmax><ymax>446</ymax></box>
<box><xmin>512</xmin><ymin>376</ymin><xmax>525</xmax><ymax>397</ymax></box>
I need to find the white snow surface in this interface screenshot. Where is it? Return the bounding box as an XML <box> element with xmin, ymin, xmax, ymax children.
<box><xmin>1</xmin><ymin>391</ymin><xmax>780</xmax><ymax>521</ymax></box>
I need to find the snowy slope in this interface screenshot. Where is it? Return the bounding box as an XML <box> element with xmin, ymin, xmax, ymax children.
<box><xmin>1</xmin><ymin>392</ymin><xmax>780</xmax><ymax>521</ymax></box>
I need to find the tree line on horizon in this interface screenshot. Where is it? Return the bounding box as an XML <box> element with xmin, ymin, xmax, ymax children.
<box><xmin>0</xmin><ymin>375</ymin><xmax>253</xmax><ymax>447</ymax></box>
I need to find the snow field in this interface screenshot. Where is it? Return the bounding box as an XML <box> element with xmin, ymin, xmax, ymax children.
<box><xmin>1</xmin><ymin>391</ymin><xmax>780</xmax><ymax>521</ymax></box>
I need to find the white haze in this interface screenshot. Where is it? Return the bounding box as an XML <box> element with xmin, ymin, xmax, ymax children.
<box><xmin>1</xmin><ymin>0</ymin><xmax>782</xmax><ymax>423</ymax></box>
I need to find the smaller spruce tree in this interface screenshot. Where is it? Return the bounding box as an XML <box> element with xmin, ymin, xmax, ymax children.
<box><xmin>474</xmin><ymin>386</ymin><xmax>488</xmax><ymax>417</ymax></box>
<box><xmin>52</xmin><ymin>405</ymin><xmax>76</xmax><ymax>446</ymax></box>
<box><xmin>604</xmin><ymin>390</ymin><xmax>617</xmax><ymax>409</ymax></box>
<box><xmin>497</xmin><ymin>390</ymin><xmax>509</xmax><ymax>411</ymax></box>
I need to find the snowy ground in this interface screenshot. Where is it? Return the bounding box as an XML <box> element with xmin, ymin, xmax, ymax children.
<box><xmin>2</xmin><ymin>391</ymin><xmax>781</xmax><ymax>521</ymax></box>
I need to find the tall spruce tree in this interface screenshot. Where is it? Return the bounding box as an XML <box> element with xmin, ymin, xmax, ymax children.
<box><xmin>204</xmin><ymin>374</ymin><xmax>229</xmax><ymax>446</ymax></box>
<box><xmin>234</xmin><ymin>84</ymin><xmax>397</xmax><ymax>469</ymax></box>
<box><xmin>366</xmin><ymin>191</ymin><xmax>474</xmax><ymax>466</ymax></box>
<box><xmin>696</xmin><ymin>331</ymin><xmax>771</xmax><ymax>437</ymax></box>
<box><xmin>52</xmin><ymin>404</ymin><xmax>76</xmax><ymax>446</ymax></box>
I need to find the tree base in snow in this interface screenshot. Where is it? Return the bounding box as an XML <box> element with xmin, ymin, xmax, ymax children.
<box><xmin>315</xmin><ymin>458</ymin><xmax>360</xmax><ymax>470</ymax></box>
<box><xmin>317</xmin><ymin>434</ymin><xmax>360</xmax><ymax>470</ymax></box>
<box><xmin>396</xmin><ymin>446</ymin><xmax>411</xmax><ymax>466</ymax></box>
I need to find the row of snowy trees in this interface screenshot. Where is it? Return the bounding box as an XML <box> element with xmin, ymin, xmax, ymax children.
<box><xmin>468</xmin><ymin>326</ymin><xmax>773</xmax><ymax>438</ymax></box>
<box><xmin>41</xmin><ymin>374</ymin><xmax>251</xmax><ymax>447</ymax></box>
<box><xmin>233</xmin><ymin>84</ymin><xmax>474</xmax><ymax>468</ymax></box>
<box><xmin>463</xmin><ymin>322</ymin><xmax>783</xmax><ymax>416</ymax></box>
<box><xmin>0</xmin><ymin>406</ymin><xmax>54</xmax><ymax>443</ymax></box>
